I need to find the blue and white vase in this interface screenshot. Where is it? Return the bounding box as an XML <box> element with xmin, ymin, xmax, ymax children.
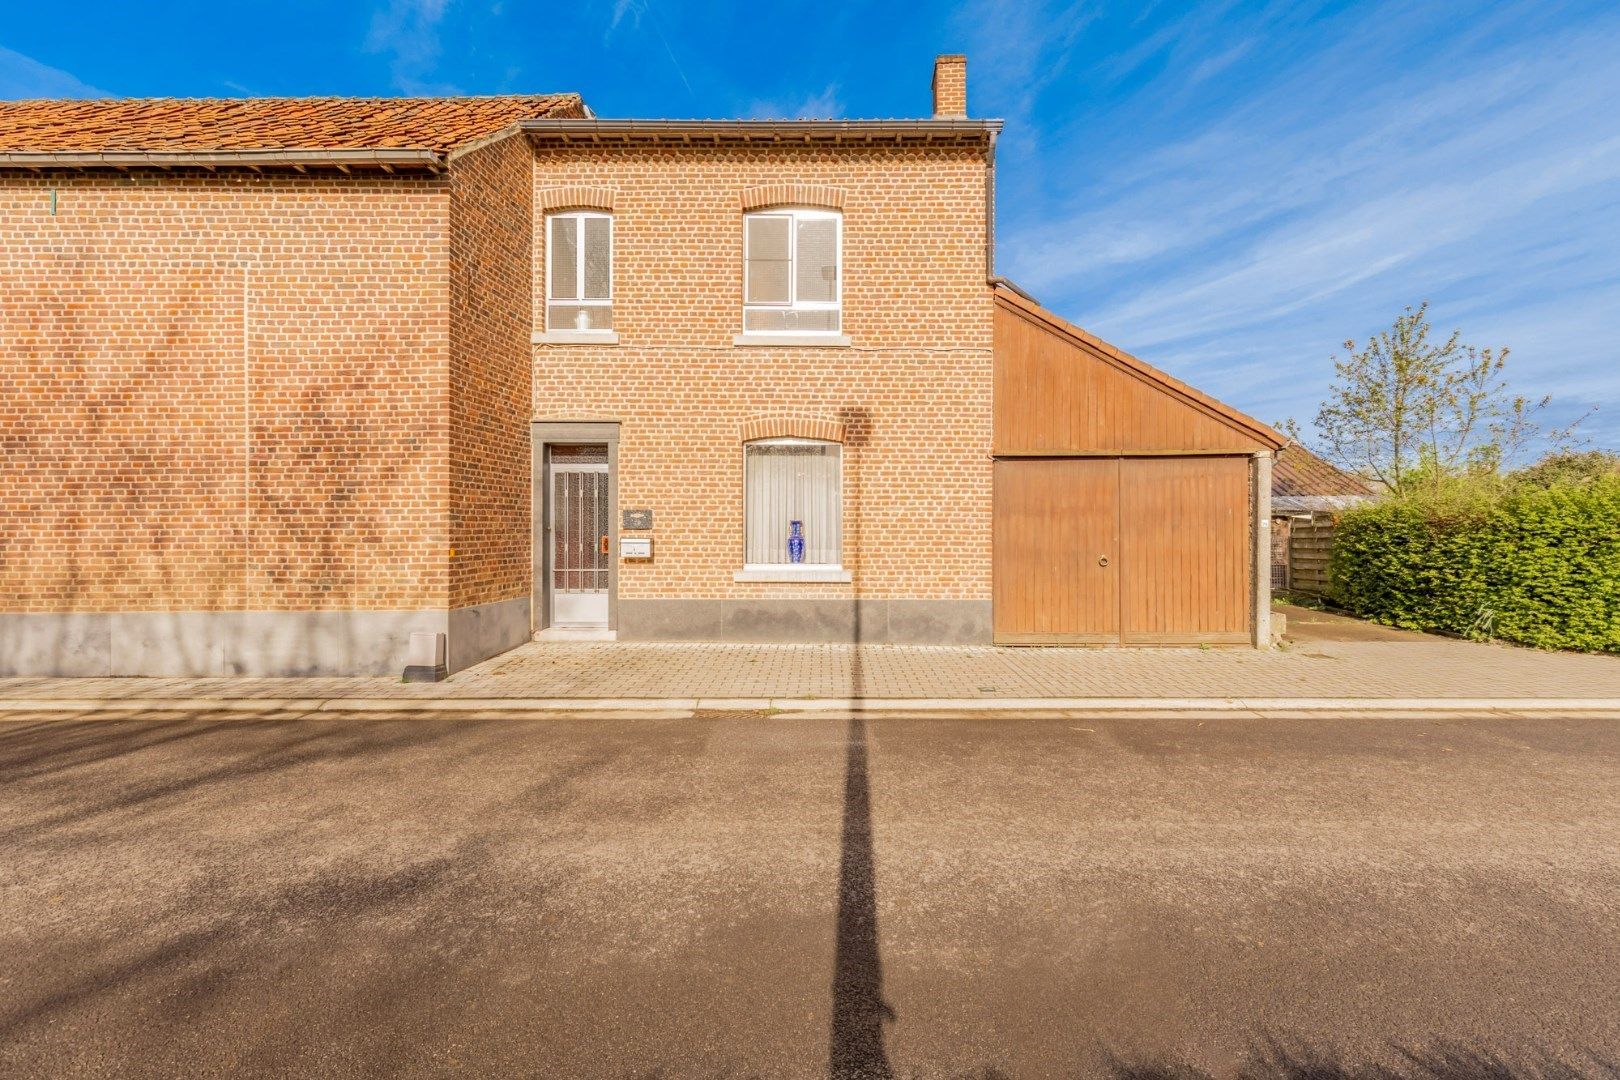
<box><xmin>787</xmin><ymin>520</ymin><xmax>806</xmax><ymax>564</ymax></box>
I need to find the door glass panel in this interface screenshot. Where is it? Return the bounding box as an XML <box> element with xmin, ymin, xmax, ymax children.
<box><xmin>553</xmin><ymin>473</ymin><xmax>566</xmax><ymax>590</ymax></box>
<box><xmin>576</xmin><ymin>472</ymin><xmax>589</xmax><ymax>592</ymax></box>
<box><xmin>589</xmin><ymin>472</ymin><xmax>602</xmax><ymax>592</ymax></box>
<box><xmin>596</xmin><ymin>473</ymin><xmax>611</xmax><ymax>589</ymax></box>
<box><xmin>550</xmin><ymin>446</ymin><xmax>612</xmax><ymax>607</ymax></box>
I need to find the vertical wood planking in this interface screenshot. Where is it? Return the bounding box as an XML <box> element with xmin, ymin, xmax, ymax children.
<box><xmin>1119</xmin><ymin>456</ymin><xmax>1250</xmax><ymax>643</ymax></box>
<box><xmin>992</xmin><ymin>458</ymin><xmax>1119</xmax><ymax>643</ymax></box>
<box><xmin>993</xmin><ymin>298</ymin><xmax>1269</xmax><ymax>457</ymax></box>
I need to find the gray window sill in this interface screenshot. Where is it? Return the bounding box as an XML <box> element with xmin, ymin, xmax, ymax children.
<box><xmin>534</xmin><ymin>330</ymin><xmax>620</xmax><ymax>345</ymax></box>
<box><xmin>733</xmin><ymin>567</ymin><xmax>853</xmax><ymax>583</ymax></box>
<box><xmin>732</xmin><ymin>334</ymin><xmax>851</xmax><ymax>348</ymax></box>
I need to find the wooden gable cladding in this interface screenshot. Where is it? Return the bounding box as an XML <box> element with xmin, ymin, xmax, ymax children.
<box><xmin>992</xmin><ymin>287</ymin><xmax>1284</xmax><ymax>456</ymax></box>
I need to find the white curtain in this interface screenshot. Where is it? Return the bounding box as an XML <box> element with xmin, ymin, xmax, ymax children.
<box><xmin>795</xmin><ymin>216</ymin><xmax>837</xmax><ymax>302</ymax></box>
<box><xmin>582</xmin><ymin>216</ymin><xmax>611</xmax><ymax>300</ymax></box>
<box><xmin>549</xmin><ymin>216</ymin><xmax>579</xmax><ymax>299</ymax></box>
<box><xmin>745</xmin><ymin>215</ymin><xmax>792</xmax><ymax>304</ymax></box>
<box><xmin>745</xmin><ymin>441</ymin><xmax>841</xmax><ymax>565</ymax></box>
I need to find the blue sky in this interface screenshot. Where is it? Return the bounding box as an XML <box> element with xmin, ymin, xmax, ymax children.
<box><xmin>4</xmin><ymin>0</ymin><xmax>1618</xmax><ymax>450</ymax></box>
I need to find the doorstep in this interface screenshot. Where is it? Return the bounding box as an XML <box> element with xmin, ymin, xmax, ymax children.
<box><xmin>533</xmin><ymin>627</ymin><xmax>618</xmax><ymax>642</ymax></box>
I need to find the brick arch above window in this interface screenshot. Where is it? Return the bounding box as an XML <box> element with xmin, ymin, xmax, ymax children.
<box><xmin>538</xmin><ymin>186</ymin><xmax>616</xmax><ymax>212</ymax></box>
<box><xmin>740</xmin><ymin>184</ymin><xmax>845</xmax><ymax>212</ymax></box>
<box><xmin>739</xmin><ymin>415</ymin><xmax>847</xmax><ymax>444</ymax></box>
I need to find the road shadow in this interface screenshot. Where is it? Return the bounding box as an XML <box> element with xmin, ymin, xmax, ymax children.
<box><xmin>829</xmin><ymin>713</ymin><xmax>894</xmax><ymax>1078</ymax></box>
<box><xmin>1105</xmin><ymin>1036</ymin><xmax>1620</xmax><ymax>1079</ymax></box>
<box><xmin>0</xmin><ymin>713</ymin><xmax>459</xmax><ymax>847</ymax></box>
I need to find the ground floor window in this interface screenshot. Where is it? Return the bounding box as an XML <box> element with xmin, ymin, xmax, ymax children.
<box><xmin>744</xmin><ymin>438</ymin><xmax>842</xmax><ymax>568</ymax></box>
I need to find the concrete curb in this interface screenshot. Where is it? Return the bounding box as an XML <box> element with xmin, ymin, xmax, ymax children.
<box><xmin>2</xmin><ymin>696</ymin><xmax>1618</xmax><ymax>717</ymax></box>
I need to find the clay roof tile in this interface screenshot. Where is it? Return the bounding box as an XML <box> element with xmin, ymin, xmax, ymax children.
<box><xmin>1273</xmin><ymin>443</ymin><xmax>1375</xmax><ymax>497</ymax></box>
<box><xmin>0</xmin><ymin>93</ymin><xmax>586</xmax><ymax>155</ymax></box>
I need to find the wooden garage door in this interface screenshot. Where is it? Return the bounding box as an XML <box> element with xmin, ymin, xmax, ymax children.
<box><xmin>1119</xmin><ymin>456</ymin><xmax>1251</xmax><ymax>644</ymax></box>
<box><xmin>993</xmin><ymin>456</ymin><xmax>1251</xmax><ymax>645</ymax></box>
<box><xmin>992</xmin><ymin>458</ymin><xmax>1120</xmax><ymax>643</ymax></box>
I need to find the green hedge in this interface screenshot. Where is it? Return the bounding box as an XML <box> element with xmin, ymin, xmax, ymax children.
<box><xmin>1329</xmin><ymin>478</ymin><xmax>1620</xmax><ymax>652</ymax></box>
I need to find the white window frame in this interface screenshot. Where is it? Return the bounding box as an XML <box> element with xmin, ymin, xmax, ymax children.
<box><xmin>742</xmin><ymin>208</ymin><xmax>842</xmax><ymax>336</ymax></box>
<box><xmin>742</xmin><ymin>436</ymin><xmax>843</xmax><ymax>572</ymax></box>
<box><xmin>545</xmin><ymin>211</ymin><xmax>613</xmax><ymax>334</ymax></box>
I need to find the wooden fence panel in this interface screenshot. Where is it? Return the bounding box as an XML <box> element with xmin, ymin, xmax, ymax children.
<box><xmin>1288</xmin><ymin>512</ymin><xmax>1338</xmax><ymax>597</ymax></box>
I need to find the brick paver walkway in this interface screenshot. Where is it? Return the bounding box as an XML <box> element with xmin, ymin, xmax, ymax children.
<box><xmin>2</xmin><ymin>633</ymin><xmax>1617</xmax><ymax>701</ymax></box>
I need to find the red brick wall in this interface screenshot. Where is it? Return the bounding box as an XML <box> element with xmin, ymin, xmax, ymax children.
<box><xmin>0</xmin><ymin>171</ymin><xmax>450</xmax><ymax>613</ymax></box>
<box><xmin>531</xmin><ymin>144</ymin><xmax>994</xmax><ymax>602</ymax></box>
<box><xmin>448</xmin><ymin>136</ymin><xmax>534</xmax><ymax>610</ymax></box>
<box><xmin>1</xmin><ymin>135</ymin><xmax>995</xmax><ymax>626</ymax></box>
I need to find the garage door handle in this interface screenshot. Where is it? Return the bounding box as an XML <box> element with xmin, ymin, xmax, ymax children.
<box><xmin>1098</xmin><ymin>555</ymin><xmax>1110</xmax><ymax>567</ymax></box>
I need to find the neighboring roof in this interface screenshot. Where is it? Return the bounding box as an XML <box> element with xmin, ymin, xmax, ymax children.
<box><xmin>1273</xmin><ymin>494</ymin><xmax>1373</xmax><ymax>515</ymax></box>
<box><xmin>517</xmin><ymin>117</ymin><xmax>1000</xmax><ymax>146</ymax></box>
<box><xmin>0</xmin><ymin>93</ymin><xmax>586</xmax><ymax>165</ymax></box>
<box><xmin>1273</xmin><ymin>443</ymin><xmax>1375</xmax><ymax>498</ymax></box>
<box><xmin>991</xmin><ymin>282</ymin><xmax>1287</xmax><ymax>451</ymax></box>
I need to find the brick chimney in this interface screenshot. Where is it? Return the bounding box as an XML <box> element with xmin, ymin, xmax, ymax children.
<box><xmin>932</xmin><ymin>54</ymin><xmax>967</xmax><ymax>118</ymax></box>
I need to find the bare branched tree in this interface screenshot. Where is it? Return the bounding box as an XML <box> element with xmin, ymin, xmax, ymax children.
<box><xmin>1313</xmin><ymin>302</ymin><xmax>1589</xmax><ymax>494</ymax></box>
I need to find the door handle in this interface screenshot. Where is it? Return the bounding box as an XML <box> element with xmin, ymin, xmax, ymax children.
<box><xmin>1098</xmin><ymin>555</ymin><xmax>1110</xmax><ymax>567</ymax></box>
<box><xmin>600</xmin><ymin>535</ymin><xmax>610</xmax><ymax>556</ymax></box>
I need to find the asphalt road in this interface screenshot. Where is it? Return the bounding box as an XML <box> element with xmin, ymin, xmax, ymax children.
<box><xmin>3</xmin><ymin>708</ymin><xmax>1619</xmax><ymax>1078</ymax></box>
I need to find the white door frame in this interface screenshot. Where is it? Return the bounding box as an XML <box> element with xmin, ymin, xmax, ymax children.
<box><xmin>548</xmin><ymin>458</ymin><xmax>610</xmax><ymax>628</ymax></box>
<box><xmin>531</xmin><ymin>423</ymin><xmax>620</xmax><ymax>635</ymax></box>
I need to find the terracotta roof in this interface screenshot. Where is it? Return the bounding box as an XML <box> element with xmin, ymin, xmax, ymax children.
<box><xmin>1273</xmin><ymin>443</ymin><xmax>1375</xmax><ymax>497</ymax></box>
<box><xmin>0</xmin><ymin>94</ymin><xmax>586</xmax><ymax>155</ymax></box>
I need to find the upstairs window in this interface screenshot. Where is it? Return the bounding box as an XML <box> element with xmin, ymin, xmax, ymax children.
<box><xmin>547</xmin><ymin>211</ymin><xmax>613</xmax><ymax>332</ymax></box>
<box><xmin>743</xmin><ymin>209</ymin><xmax>840</xmax><ymax>335</ymax></box>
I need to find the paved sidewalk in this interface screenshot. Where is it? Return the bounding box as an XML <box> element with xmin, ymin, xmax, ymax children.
<box><xmin>2</xmin><ymin>630</ymin><xmax>1617</xmax><ymax>703</ymax></box>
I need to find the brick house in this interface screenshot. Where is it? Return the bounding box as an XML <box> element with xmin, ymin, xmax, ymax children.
<box><xmin>0</xmin><ymin>57</ymin><xmax>1285</xmax><ymax>678</ymax></box>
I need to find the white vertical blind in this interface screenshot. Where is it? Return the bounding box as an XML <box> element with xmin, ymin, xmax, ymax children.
<box><xmin>795</xmin><ymin>216</ymin><xmax>838</xmax><ymax>302</ymax></box>
<box><xmin>745</xmin><ymin>215</ymin><xmax>792</xmax><ymax>304</ymax></box>
<box><xmin>549</xmin><ymin>216</ymin><xmax>579</xmax><ymax>300</ymax></box>
<box><xmin>745</xmin><ymin>440</ymin><xmax>841</xmax><ymax>566</ymax></box>
<box><xmin>583</xmin><ymin>216</ymin><xmax>611</xmax><ymax>300</ymax></box>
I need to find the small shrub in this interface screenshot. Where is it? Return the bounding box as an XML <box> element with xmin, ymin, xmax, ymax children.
<box><xmin>1329</xmin><ymin>476</ymin><xmax>1620</xmax><ymax>652</ymax></box>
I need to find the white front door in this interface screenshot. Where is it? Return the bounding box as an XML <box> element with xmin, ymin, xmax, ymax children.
<box><xmin>548</xmin><ymin>449</ymin><xmax>610</xmax><ymax>627</ymax></box>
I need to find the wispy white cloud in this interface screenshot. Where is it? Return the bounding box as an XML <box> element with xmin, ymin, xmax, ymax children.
<box><xmin>608</xmin><ymin>0</ymin><xmax>641</xmax><ymax>34</ymax></box>
<box><xmin>1092</xmin><ymin>0</ymin><xmax>1247</xmax><ymax>85</ymax></box>
<box><xmin>0</xmin><ymin>45</ymin><xmax>108</xmax><ymax>99</ymax></box>
<box><xmin>603</xmin><ymin>0</ymin><xmax>695</xmax><ymax>104</ymax></box>
<box><xmin>973</xmin><ymin>0</ymin><xmax>1620</xmax><ymax>448</ymax></box>
<box><xmin>948</xmin><ymin>0</ymin><xmax>1094</xmax><ymax>161</ymax></box>
<box><xmin>745</xmin><ymin>84</ymin><xmax>843</xmax><ymax>120</ymax></box>
<box><xmin>365</xmin><ymin>0</ymin><xmax>461</xmax><ymax>94</ymax></box>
